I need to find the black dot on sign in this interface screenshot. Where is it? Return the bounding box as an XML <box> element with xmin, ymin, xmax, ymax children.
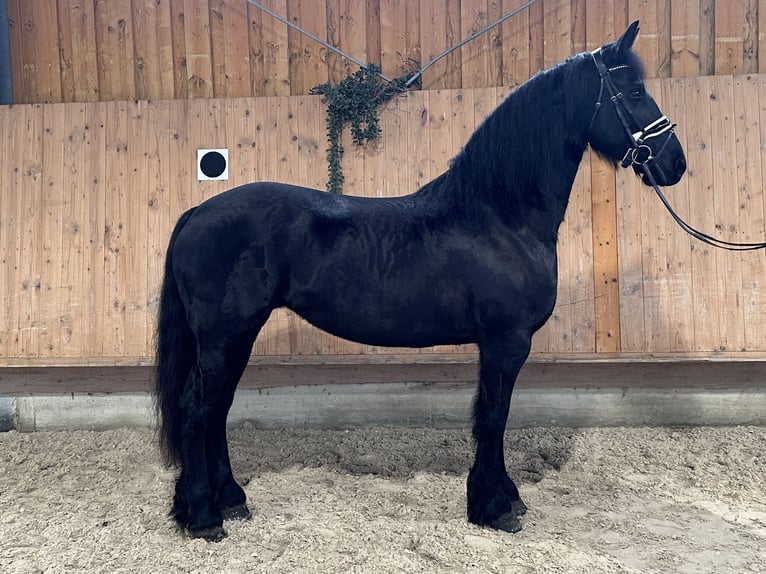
<box><xmin>199</xmin><ymin>151</ymin><xmax>227</xmax><ymax>178</ymax></box>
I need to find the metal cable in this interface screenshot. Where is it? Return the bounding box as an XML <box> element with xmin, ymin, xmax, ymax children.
<box><xmin>245</xmin><ymin>0</ymin><xmax>541</xmax><ymax>88</ymax></box>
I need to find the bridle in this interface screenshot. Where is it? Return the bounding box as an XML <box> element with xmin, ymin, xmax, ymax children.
<box><xmin>589</xmin><ymin>48</ymin><xmax>766</xmax><ymax>251</ymax></box>
<box><xmin>589</xmin><ymin>48</ymin><xmax>676</xmax><ymax>172</ymax></box>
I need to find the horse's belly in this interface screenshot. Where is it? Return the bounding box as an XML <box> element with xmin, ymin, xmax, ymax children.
<box><xmin>288</xmin><ymin>297</ymin><xmax>473</xmax><ymax>349</ymax></box>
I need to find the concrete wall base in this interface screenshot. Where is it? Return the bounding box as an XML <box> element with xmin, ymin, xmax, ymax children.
<box><xmin>3</xmin><ymin>383</ymin><xmax>765</xmax><ymax>432</ymax></box>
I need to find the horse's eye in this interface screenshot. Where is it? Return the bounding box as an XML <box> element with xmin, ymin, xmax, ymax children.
<box><xmin>630</xmin><ymin>87</ymin><xmax>644</xmax><ymax>100</ymax></box>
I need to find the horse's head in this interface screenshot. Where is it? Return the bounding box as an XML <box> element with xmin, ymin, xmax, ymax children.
<box><xmin>586</xmin><ymin>21</ymin><xmax>686</xmax><ymax>187</ymax></box>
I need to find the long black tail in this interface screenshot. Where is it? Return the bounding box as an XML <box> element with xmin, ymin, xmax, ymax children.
<box><xmin>155</xmin><ymin>207</ymin><xmax>197</xmax><ymax>466</ymax></box>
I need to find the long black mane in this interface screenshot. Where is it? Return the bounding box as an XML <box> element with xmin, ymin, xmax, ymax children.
<box><xmin>425</xmin><ymin>48</ymin><xmax>642</xmax><ymax>231</ymax></box>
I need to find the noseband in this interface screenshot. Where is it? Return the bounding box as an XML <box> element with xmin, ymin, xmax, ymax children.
<box><xmin>587</xmin><ymin>48</ymin><xmax>766</xmax><ymax>251</ymax></box>
<box><xmin>588</xmin><ymin>48</ymin><xmax>676</xmax><ymax>170</ymax></box>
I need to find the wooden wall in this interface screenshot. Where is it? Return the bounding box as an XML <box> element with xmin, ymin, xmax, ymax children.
<box><xmin>6</xmin><ymin>0</ymin><xmax>766</xmax><ymax>104</ymax></box>
<box><xmin>2</xmin><ymin>75</ymin><xmax>766</xmax><ymax>366</ymax></box>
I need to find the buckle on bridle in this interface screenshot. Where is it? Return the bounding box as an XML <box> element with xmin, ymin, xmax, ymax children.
<box><xmin>621</xmin><ymin>144</ymin><xmax>653</xmax><ymax>167</ymax></box>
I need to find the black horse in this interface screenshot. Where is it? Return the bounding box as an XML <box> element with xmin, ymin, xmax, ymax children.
<box><xmin>155</xmin><ymin>22</ymin><xmax>686</xmax><ymax>540</ymax></box>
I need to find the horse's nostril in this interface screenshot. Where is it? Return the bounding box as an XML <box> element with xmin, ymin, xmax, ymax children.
<box><xmin>676</xmin><ymin>156</ymin><xmax>687</xmax><ymax>174</ymax></box>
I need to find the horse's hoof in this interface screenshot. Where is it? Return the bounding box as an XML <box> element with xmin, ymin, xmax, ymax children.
<box><xmin>222</xmin><ymin>504</ymin><xmax>252</xmax><ymax>521</ymax></box>
<box><xmin>488</xmin><ymin>512</ymin><xmax>523</xmax><ymax>533</ymax></box>
<box><xmin>189</xmin><ymin>526</ymin><xmax>227</xmax><ymax>542</ymax></box>
<box><xmin>510</xmin><ymin>498</ymin><xmax>528</xmax><ymax>517</ymax></box>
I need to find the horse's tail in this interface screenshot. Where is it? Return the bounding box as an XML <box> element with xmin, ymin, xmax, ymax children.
<box><xmin>155</xmin><ymin>207</ymin><xmax>197</xmax><ymax>467</ymax></box>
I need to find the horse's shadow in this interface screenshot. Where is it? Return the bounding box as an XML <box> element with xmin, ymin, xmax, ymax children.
<box><xmin>228</xmin><ymin>424</ymin><xmax>576</xmax><ymax>486</ymax></box>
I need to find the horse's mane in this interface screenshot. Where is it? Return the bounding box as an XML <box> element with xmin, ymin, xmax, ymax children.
<box><xmin>416</xmin><ymin>46</ymin><xmax>643</xmax><ymax>230</ymax></box>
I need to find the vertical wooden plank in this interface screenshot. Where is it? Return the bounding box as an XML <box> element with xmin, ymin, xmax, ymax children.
<box><xmin>380</xmin><ymin>94</ymin><xmax>406</xmax><ymax>198</ymax></box>
<box><xmin>14</xmin><ymin>0</ymin><xmax>63</xmax><ymax>103</ymax></box>
<box><xmin>501</xmin><ymin>0</ymin><xmax>530</xmax><ymax>87</ymax></box>
<box><xmin>287</xmin><ymin>0</ymin><xmax>329</xmax><ymax>95</ymax></box>
<box><xmin>145</xmin><ymin>100</ymin><xmax>172</xmax><ymax>357</ymax></box>
<box><xmin>326</xmin><ymin>0</ymin><xmax>368</xmax><ymax>84</ymax></box>
<box><xmin>585</xmin><ymin>0</ymin><xmax>615</xmax><ymax>50</ymax></box>
<box><xmin>709</xmin><ymin>75</ymin><xmax>745</xmax><ymax>351</ymax></box>
<box><xmin>612</xmin><ymin>0</ymin><xmax>630</xmax><ymax>39</ymax></box>
<box><xmin>742</xmin><ymin>0</ymin><xmax>758</xmax><ymax>73</ymax></box>
<box><xmin>302</xmin><ymin>0</ymin><xmax>329</xmax><ymax>91</ymax></box>
<box><xmin>450</xmin><ymin>88</ymin><xmax>476</xmax><ymax>160</ymax></box>
<box><xmin>366</xmin><ymin>0</ymin><xmax>382</xmax><ymax>68</ymax></box>
<box><xmin>639</xmin><ymin>78</ymin><xmax>673</xmax><ymax>352</ymax></box>
<box><xmin>249</xmin><ymin>0</ymin><xmax>266</xmax><ymax>96</ymax></box>
<box><xmin>714</xmin><ymin>0</ymin><xmax>746</xmax><ymax>75</ymax></box>
<box><xmin>132</xmin><ymin>0</ymin><xmax>176</xmax><ymax>100</ymax></box>
<box><xmin>182</xmin><ymin>0</ymin><xmax>214</xmax><ymax>98</ymax></box>
<box><xmin>39</xmin><ymin>104</ymin><xmax>66</xmax><ymax>357</ymax></box>
<box><xmin>102</xmin><ymin>100</ymin><xmax>129</xmax><ymax>357</ymax></box>
<box><xmin>670</xmin><ymin>0</ymin><xmax>700</xmax><ymax>77</ymax></box>
<box><xmin>527</xmin><ymin>0</ymin><xmax>544</xmax><ymax>74</ymax></box>
<box><xmin>0</xmin><ymin>106</ymin><xmax>20</xmax><ymax>358</ymax></box>
<box><xmin>169</xmin><ymin>0</ymin><xmax>189</xmax><ymax>99</ymax></box>
<box><xmin>629</xmin><ymin>0</ymin><xmax>671</xmax><ymax>78</ymax></box>
<box><xmin>6</xmin><ymin>0</ymin><xmax>24</xmax><ymax>104</ymax></box>
<box><xmin>427</xmin><ymin>89</ymin><xmax>453</xmax><ymax>178</ymax></box>
<box><xmin>405</xmin><ymin>0</ymin><xmax>421</xmax><ymax>81</ymax></box>
<box><xmin>58</xmin><ymin>103</ymin><xmax>88</xmax><ymax>357</ymax></box>
<box><xmin>35</xmin><ymin>0</ymin><xmax>63</xmax><ymax>101</ymax></box>
<box><xmin>325</xmin><ymin>0</ymin><xmax>343</xmax><ymax>84</ymax></box>
<box><xmin>57</xmin><ymin>0</ymin><xmax>99</xmax><ymax>103</ymax></box>
<box><xmin>379</xmin><ymin>0</ymin><xmax>408</xmax><ymax>79</ymax></box>
<box><xmin>362</xmin><ymin>107</ymin><xmax>386</xmax><ymax>198</ymax></box>
<box><xmin>18</xmin><ymin>105</ymin><xmax>45</xmax><ymax>357</ymax></box>
<box><xmin>168</xmin><ymin>99</ymin><xmax>191</xmax><ymax>230</ymax></box>
<box><xmin>295</xmin><ymin>95</ymin><xmax>325</xmax><ymax>191</ymax></box>
<box><xmin>0</xmin><ymin>106</ymin><xmax>7</xmax><ymax>356</ymax></box>
<box><xmin>542</xmin><ymin>0</ymin><xmax>571</xmax><ymax>67</ymax></box>
<box><xmin>615</xmin><ymin>102</ymin><xmax>646</xmax><ymax>352</ymax></box>
<box><xmin>684</xmin><ymin>76</ymin><xmax>718</xmax><ymax>351</ymax></box>
<box><xmin>338</xmin><ymin>0</ymin><xmax>368</xmax><ymax>80</ymax></box>
<box><xmin>569</xmin><ymin>153</ymin><xmax>595</xmax><ymax>353</ymax></box>
<box><xmin>226</xmin><ymin>98</ymin><xmax>257</xmax><ymax>188</ymax></box>
<box><xmin>123</xmin><ymin>101</ymin><xmax>149</xmax><ymax>358</ymax></box>
<box><xmin>254</xmin><ymin>0</ymin><xmax>290</xmax><ymax>96</ymax></box>
<box><xmin>94</xmin><ymin>0</ymin><xmax>136</xmax><ymax>101</ymax></box>
<box><xmin>571</xmin><ymin>0</ymin><xmax>587</xmax><ymax>54</ymax></box>
<box><xmin>85</xmin><ymin>101</ymin><xmax>107</xmax><ymax>359</ymax></box>
<box><xmin>760</xmin><ymin>0</ymin><xmax>766</xmax><ymax>73</ymax></box>
<box><xmin>661</xmin><ymin>77</ymin><xmax>694</xmax><ymax>352</ymax></box>
<box><xmin>461</xmin><ymin>0</ymin><xmax>492</xmax><ymax>88</ymax></box>
<box><xmin>407</xmin><ymin>90</ymin><xmax>431</xmax><ymax>191</ymax></box>
<box><xmin>336</xmin><ymin>113</ymin><xmax>366</xmax><ymax>197</ymax></box>
<box><xmin>699</xmin><ymin>0</ymin><xmax>716</xmax><ymax>75</ymax></box>
<box><xmin>419</xmin><ymin>0</ymin><xmax>461</xmax><ymax>89</ymax></box>
<box><xmin>590</xmin><ymin>149</ymin><xmax>620</xmax><ymax>352</ymax></box>
<box><xmin>209</xmin><ymin>0</ymin><xmax>251</xmax><ymax>97</ymax></box>
<box><xmin>209</xmin><ymin>0</ymin><xmax>227</xmax><ymax>96</ymax></box>
<box><xmin>737</xmin><ymin>75</ymin><xmax>766</xmax><ymax>349</ymax></box>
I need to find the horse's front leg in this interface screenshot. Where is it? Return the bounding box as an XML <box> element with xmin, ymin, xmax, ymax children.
<box><xmin>468</xmin><ymin>332</ymin><xmax>531</xmax><ymax>532</ymax></box>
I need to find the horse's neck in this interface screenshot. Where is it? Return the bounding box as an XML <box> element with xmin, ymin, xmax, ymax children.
<box><xmin>454</xmin><ymin>103</ymin><xmax>588</xmax><ymax>237</ymax></box>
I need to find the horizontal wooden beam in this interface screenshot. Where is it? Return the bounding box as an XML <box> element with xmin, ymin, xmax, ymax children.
<box><xmin>2</xmin><ymin>359</ymin><xmax>765</xmax><ymax>394</ymax></box>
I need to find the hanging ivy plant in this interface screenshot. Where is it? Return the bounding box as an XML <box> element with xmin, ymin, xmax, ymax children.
<box><xmin>310</xmin><ymin>65</ymin><xmax>419</xmax><ymax>194</ymax></box>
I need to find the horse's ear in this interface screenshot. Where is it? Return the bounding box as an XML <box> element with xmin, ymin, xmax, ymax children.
<box><xmin>615</xmin><ymin>20</ymin><xmax>640</xmax><ymax>53</ymax></box>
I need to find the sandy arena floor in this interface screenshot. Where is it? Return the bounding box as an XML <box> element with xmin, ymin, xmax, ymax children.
<box><xmin>1</xmin><ymin>424</ymin><xmax>764</xmax><ymax>573</ymax></box>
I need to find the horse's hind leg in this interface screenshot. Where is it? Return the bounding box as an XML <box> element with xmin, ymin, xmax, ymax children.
<box><xmin>205</xmin><ymin>336</ymin><xmax>257</xmax><ymax>522</ymax></box>
<box><xmin>467</xmin><ymin>332</ymin><xmax>532</xmax><ymax>533</ymax></box>
<box><xmin>174</xmin><ymin>335</ymin><xmax>255</xmax><ymax>540</ymax></box>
